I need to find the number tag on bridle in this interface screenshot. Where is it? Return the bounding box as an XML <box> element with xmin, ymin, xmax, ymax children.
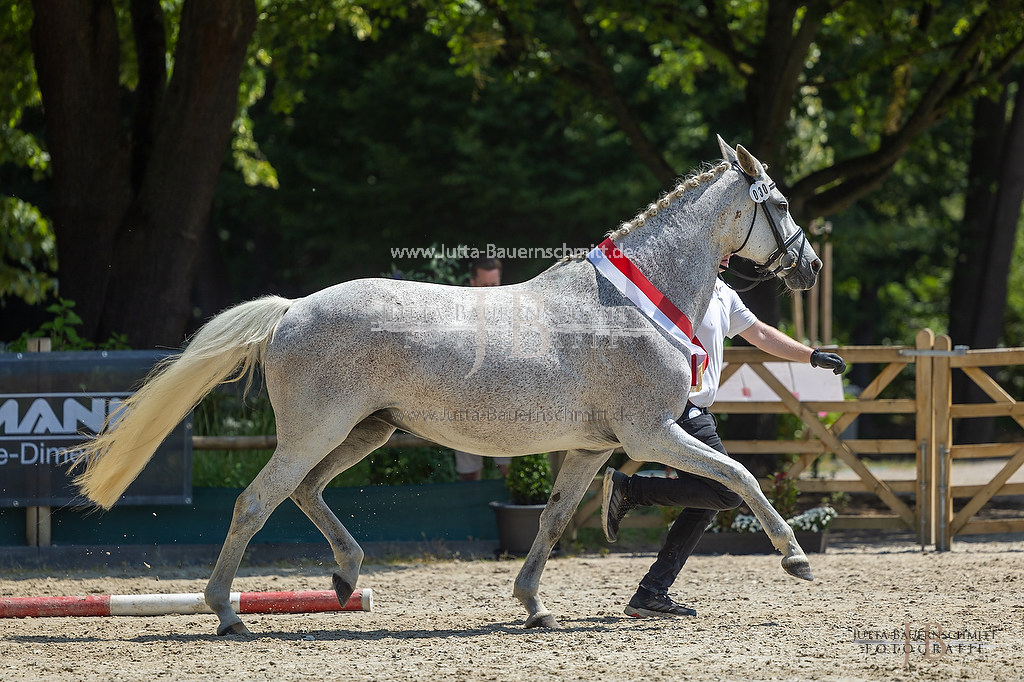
<box><xmin>749</xmin><ymin>180</ymin><xmax>770</xmax><ymax>203</ymax></box>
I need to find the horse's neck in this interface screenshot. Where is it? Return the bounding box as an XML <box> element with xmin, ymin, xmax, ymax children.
<box><xmin>615</xmin><ymin>204</ymin><xmax>725</xmax><ymax>326</ymax></box>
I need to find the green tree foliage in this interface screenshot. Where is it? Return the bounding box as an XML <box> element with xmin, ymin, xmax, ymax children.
<box><xmin>1</xmin><ymin>197</ymin><xmax>56</xmax><ymax>305</ymax></box>
<box><xmin>830</xmin><ymin>112</ymin><xmax>969</xmax><ymax>347</ymax></box>
<box><xmin>428</xmin><ymin>1</ymin><xmax>1023</xmax><ymax>215</ymax></box>
<box><xmin>4</xmin><ymin>0</ymin><xmax>1024</xmax><ymax>363</ymax></box>
<box><xmin>0</xmin><ymin>4</ymin><xmax>54</xmax><ymax>307</ymax></box>
<box><xmin>0</xmin><ymin>1</ymin><xmax>405</xmax><ymax>346</ymax></box>
<box><xmin>424</xmin><ymin>1</ymin><xmax>1024</xmax><ymax>325</ymax></box>
<box><xmin>207</xmin><ymin>16</ymin><xmax>652</xmax><ymax>303</ymax></box>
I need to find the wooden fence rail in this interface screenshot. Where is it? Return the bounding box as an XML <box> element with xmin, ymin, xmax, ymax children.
<box><xmin>195</xmin><ymin>330</ymin><xmax>1024</xmax><ymax>549</ymax></box>
<box><xmin>565</xmin><ymin>339</ymin><xmax>931</xmax><ymax>539</ymax></box>
<box><xmin>571</xmin><ymin>330</ymin><xmax>1024</xmax><ymax>547</ymax></box>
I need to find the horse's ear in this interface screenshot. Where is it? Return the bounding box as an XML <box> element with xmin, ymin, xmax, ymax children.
<box><xmin>717</xmin><ymin>134</ymin><xmax>737</xmax><ymax>163</ymax></box>
<box><xmin>736</xmin><ymin>144</ymin><xmax>765</xmax><ymax>177</ymax></box>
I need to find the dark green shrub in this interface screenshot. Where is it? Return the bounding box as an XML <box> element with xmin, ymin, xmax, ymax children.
<box><xmin>192</xmin><ymin>389</ymin><xmax>454</xmax><ymax>487</ymax></box>
<box><xmin>192</xmin><ymin>389</ymin><xmax>277</xmax><ymax>487</ymax></box>
<box><xmin>505</xmin><ymin>453</ymin><xmax>552</xmax><ymax>505</ymax></box>
<box><xmin>365</xmin><ymin>446</ymin><xmax>457</xmax><ymax>485</ymax></box>
<box><xmin>6</xmin><ymin>298</ymin><xmax>129</xmax><ymax>350</ymax></box>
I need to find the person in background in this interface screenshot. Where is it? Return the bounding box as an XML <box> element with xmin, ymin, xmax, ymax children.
<box><xmin>468</xmin><ymin>257</ymin><xmax>502</xmax><ymax>288</ymax></box>
<box><xmin>601</xmin><ymin>254</ymin><xmax>846</xmax><ymax>617</ymax></box>
<box><xmin>454</xmin><ymin>257</ymin><xmax>511</xmax><ymax>480</ymax></box>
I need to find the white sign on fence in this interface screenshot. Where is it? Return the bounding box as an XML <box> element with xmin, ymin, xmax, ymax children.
<box><xmin>715</xmin><ymin>362</ymin><xmax>844</xmax><ymax>402</ymax></box>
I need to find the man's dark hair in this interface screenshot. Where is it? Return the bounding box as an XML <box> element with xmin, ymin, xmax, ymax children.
<box><xmin>470</xmin><ymin>257</ymin><xmax>502</xmax><ymax>277</ymax></box>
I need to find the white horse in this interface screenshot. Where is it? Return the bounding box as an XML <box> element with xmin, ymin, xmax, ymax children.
<box><xmin>74</xmin><ymin>136</ymin><xmax>821</xmax><ymax>635</ymax></box>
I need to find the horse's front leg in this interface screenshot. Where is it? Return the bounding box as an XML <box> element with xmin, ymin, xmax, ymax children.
<box><xmin>622</xmin><ymin>421</ymin><xmax>813</xmax><ymax>581</ymax></box>
<box><xmin>514</xmin><ymin>449</ymin><xmax>611</xmax><ymax>628</ymax></box>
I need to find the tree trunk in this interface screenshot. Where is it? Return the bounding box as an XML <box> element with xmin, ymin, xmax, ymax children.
<box><xmin>747</xmin><ymin>0</ymin><xmax>826</xmax><ymax>167</ymax></box>
<box><xmin>30</xmin><ymin>0</ymin><xmax>256</xmax><ymax>348</ymax></box>
<box><xmin>948</xmin><ymin>74</ymin><xmax>1024</xmax><ymax>443</ymax></box>
<box><xmin>30</xmin><ymin>0</ymin><xmax>131</xmax><ymax>340</ymax></box>
<box><xmin>99</xmin><ymin>0</ymin><xmax>256</xmax><ymax>347</ymax></box>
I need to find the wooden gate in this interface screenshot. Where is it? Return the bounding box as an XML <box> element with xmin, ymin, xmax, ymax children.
<box><xmin>569</xmin><ymin>330</ymin><xmax>1024</xmax><ymax>549</ymax></box>
<box><xmin>929</xmin><ymin>334</ymin><xmax>1024</xmax><ymax>549</ymax></box>
<box><xmin>569</xmin><ymin>334</ymin><xmax>934</xmax><ymax>538</ymax></box>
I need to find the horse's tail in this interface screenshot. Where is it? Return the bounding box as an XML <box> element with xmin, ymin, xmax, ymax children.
<box><xmin>74</xmin><ymin>295</ymin><xmax>294</xmax><ymax>509</ymax></box>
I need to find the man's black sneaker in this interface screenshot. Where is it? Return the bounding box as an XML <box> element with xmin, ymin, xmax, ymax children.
<box><xmin>624</xmin><ymin>588</ymin><xmax>697</xmax><ymax>618</ymax></box>
<box><xmin>601</xmin><ymin>467</ymin><xmax>634</xmax><ymax>543</ymax></box>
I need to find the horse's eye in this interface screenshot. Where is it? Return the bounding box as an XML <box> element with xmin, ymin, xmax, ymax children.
<box><xmin>778</xmin><ymin>201</ymin><xmax>789</xmax><ymax>211</ymax></box>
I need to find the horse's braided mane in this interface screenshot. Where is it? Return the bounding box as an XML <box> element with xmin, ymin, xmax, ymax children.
<box><xmin>605</xmin><ymin>160</ymin><xmax>731</xmax><ymax>240</ymax></box>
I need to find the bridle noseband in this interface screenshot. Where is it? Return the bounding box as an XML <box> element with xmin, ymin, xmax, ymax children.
<box><xmin>722</xmin><ymin>162</ymin><xmax>808</xmax><ymax>291</ymax></box>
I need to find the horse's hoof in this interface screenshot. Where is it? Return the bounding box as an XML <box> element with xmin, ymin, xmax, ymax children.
<box><xmin>525</xmin><ymin>612</ymin><xmax>560</xmax><ymax>629</ymax></box>
<box><xmin>782</xmin><ymin>555</ymin><xmax>814</xmax><ymax>581</ymax></box>
<box><xmin>332</xmin><ymin>572</ymin><xmax>355</xmax><ymax>606</ymax></box>
<box><xmin>217</xmin><ymin>620</ymin><xmax>253</xmax><ymax>637</ymax></box>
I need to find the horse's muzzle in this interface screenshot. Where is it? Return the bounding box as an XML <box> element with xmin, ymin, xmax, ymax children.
<box><xmin>782</xmin><ymin>256</ymin><xmax>821</xmax><ymax>290</ymax></box>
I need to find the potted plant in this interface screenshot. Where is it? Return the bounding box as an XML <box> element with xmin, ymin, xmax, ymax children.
<box><xmin>490</xmin><ymin>453</ymin><xmax>553</xmax><ymax>555</ymax></box>
<box><xmin>693</xmin><ymin>472</ymin><xmax>845</xmax><ymax>555</ymax></box>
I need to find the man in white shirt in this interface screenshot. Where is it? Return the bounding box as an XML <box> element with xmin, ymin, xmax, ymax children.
<box><xmin>602</xmin><ymin>255</ymin><xmax>845</xmax><ymax>618</ymax></box>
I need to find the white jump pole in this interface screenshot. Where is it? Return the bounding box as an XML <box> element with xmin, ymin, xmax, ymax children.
<box><xmin>0</xmin><ymin>588</ymin><xmax>372</xmax><ymax>618</ymax></box>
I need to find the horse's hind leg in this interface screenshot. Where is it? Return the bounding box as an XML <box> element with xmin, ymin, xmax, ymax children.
<box><xmin>290</xmin><ymin>416</ymin><xmax>395</xmax><ymax>608</ymax></box>
<box><xmin>204</xmin><ymin>423</ymin><xmax>362</xmax><ymax>636</ymax></box>
<box><xmin>515</xmin><ymin>449</ymin><xmax>611</xmax><ymax>629</ymax></box>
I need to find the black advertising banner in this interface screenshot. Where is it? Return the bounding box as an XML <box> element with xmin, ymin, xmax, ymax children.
<box><xmin>0</xmin><ymin>351</ymin><xmax>192</xmax><ymax>507</ymax></box>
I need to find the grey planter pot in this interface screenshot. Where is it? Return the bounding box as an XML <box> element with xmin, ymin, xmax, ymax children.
<box><xmin>489</xmin><ymin>501</ymin><xmax>546</xmax><ymax>555</ymax></box>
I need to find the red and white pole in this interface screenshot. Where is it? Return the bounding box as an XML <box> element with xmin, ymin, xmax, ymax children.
<box><xmin>0</xmin><ymin>588</ymin><xmax>372</xmax><ymax>618</ymax></box>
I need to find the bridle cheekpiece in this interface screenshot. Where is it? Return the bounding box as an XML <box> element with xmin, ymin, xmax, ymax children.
<box><xmin>722</xmin><ymin>162</ymin><xmax>808</xmax><ymax>291</ymax></box>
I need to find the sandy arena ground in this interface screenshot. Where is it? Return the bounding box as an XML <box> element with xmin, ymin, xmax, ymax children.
<box><xmin>1</xmin><ymin>536</ymin><xmax>1021</xmax><ymax>681</ymax></box>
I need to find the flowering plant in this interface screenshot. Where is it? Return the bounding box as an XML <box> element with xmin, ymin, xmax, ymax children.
<box><xmin>728</xmin><ymin>514</ymin><xmax>763</xmax><ymax>533</ymax></box>
<box><xmin>787</xmin><ymin>506</ymin><xmax>838</xmax><ymax>532</ymax></box>
<box><xmin>704</xmin><ymin>471</ymin><xmax>846</xmax><ymax>533</ymax></box>
<box><xmin>722</xmin><ymin>506</ymin><xmax>837</xmax><ymax>533</ymax></box>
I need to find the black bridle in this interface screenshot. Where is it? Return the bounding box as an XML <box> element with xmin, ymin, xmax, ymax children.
<box><xmin>721</xmin><ymin>163</ymin><xmax>808</xmax><ymax>292</ymax></box>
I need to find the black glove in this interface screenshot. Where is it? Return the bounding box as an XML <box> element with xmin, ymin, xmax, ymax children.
<box><xmin>810</xmin><ymin>348</ymin><xmax>846</xmax><ymax>375</ymax></box>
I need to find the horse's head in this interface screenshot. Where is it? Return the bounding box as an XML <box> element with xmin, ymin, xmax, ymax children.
<box><xmin>716</xmin><ymin>135</ymin><xmax>820</xmax><ymax>290</ymax></box>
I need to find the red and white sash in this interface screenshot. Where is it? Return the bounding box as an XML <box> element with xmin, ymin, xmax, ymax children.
<box><xmin>587</xmin><ymin>238</ymin><xmax>708</xmax><ymax>387</ymax></box>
